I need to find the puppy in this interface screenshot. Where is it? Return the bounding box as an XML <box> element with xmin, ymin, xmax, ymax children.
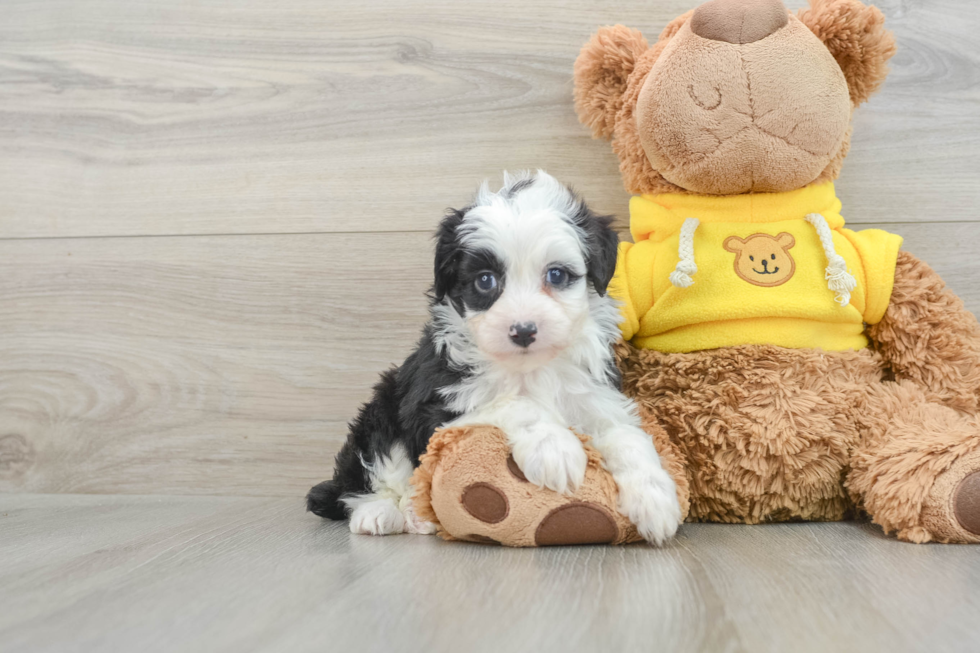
<box><xmin>307</xmin><ymin>171</ymin><xmax>682</xmax><ymax>543</ymax></box>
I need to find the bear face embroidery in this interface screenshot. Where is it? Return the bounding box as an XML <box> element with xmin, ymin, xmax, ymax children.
<box><xmin>723</xmin><ymin>233</ymin><xmax>796</xmax><ymax>287</ymax></box>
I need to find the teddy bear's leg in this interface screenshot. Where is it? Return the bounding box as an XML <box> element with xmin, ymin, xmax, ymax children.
<box><xmin>412</xmin><ymin>425</ymin><xmax>650</xmax><ymax>546</ymax></box>
<box><xmin>847</xmin><ymin>380</ymin><xmax>980</xmax><ymax>543</ymax></box>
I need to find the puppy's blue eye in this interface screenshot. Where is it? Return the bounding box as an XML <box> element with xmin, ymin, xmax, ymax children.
<box><xmin>475</xmin><ymin>272</ymin><xmax>497</xmax><ymax>293</ymax></box>
<box><xmin>546</xmin><ymin>268</ymin><xmax>568</xmax><ymax>286</ymax></box>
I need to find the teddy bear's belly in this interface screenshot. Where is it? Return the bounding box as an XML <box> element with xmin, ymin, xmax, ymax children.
<box><xmin>618</xmin><ymin>342</ymin><xmax>885</xmax><ymax>524</ymax></box>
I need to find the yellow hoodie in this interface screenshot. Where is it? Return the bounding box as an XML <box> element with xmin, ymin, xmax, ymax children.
<box><xmin>611</xmin><ymin>182</ymin><xmax>903</xmax><ymax>353</ymax></box>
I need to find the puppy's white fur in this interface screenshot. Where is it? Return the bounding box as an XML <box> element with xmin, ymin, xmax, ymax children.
<box><xmin>345</xmin><ymin>443</ymin><xmax>436</xmax><ymax>536</ymax></box>
<box><xmin>348</xmin><ymin>171</ymin><xmax>681</xmax><ymax>544</ymax></box>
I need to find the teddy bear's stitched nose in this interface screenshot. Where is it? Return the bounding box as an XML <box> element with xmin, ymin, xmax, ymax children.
<box><xmin>690</xmin><ymin>0</ymin><xmax>789</xmax><ymax>44</ymax></box>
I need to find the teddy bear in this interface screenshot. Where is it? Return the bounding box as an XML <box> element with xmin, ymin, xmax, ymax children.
<box><xmin>569</xmin><ymin>0</ymin><xmax>980</xmax><ymax>543</ymax></box>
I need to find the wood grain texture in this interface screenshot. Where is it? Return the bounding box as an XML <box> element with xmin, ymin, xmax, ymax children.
<box><xmin>1</xmin><ymin>494</ymin><xmax>979</xmax><ymax>653</ymax></box>
<box><xmin>0</xmin><ymin>0</ymin><xmax>978</xmax><ymax>239</ymax></box>
<box><xmin>2</xmin><ymin>2</ymin><xmax>979</xmax><ymax>650</ymax></box>
<box><xmin>0</xmin><ymin>232</ymin><xmax>431</xmax><ymax>495</ymax></box>
<box><xmin>1</xmin><ymin>223</ymin><xmax>979</xmax><ymax>496</ymax></box>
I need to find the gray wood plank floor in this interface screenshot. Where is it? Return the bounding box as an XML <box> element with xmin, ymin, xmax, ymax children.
<box><xmin>2</xmin><ymin>494</ymin><xmax>979</xmax><ymax>653</ymax></box>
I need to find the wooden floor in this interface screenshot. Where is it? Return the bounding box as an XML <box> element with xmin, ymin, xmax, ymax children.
<box><xmin>1</xmin><ymin>494</ymin><xmax>979</xmax><ymax>653</ymax></box>
<box><xmin>2</xmin><ymin>0</ymin><xmax>980</xmax><ymax>650</ymax></box>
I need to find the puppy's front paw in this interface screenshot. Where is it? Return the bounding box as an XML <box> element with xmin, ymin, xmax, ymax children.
<box><xmin>511</xmin><ymin>423</ymin><xmax>587</xmax><ymax>495</ymax></box>
<box><xmin>349</xmin><ymin>499</ymin><xmax>407</xmax><ymax>536</ymax></box>
<box><xmin>616</xmin><ymin>468</ymin><xmax>682</xmax><ymax>545</ymax></box>
<box><xmin>402</xmin><ymin>502</ymin><xmax>437</xmax><ymax>536</ymax></box>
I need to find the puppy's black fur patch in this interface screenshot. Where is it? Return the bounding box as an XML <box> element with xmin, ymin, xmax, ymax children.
<box><xmin>307</xmin><ymin>323</ymin><xmax>467</xmax><ymax>519</ymax></box>
<box><xmin>307</xmin><ymin>209</ymin><xmax>474</xmax><ymax>520</ymax></box>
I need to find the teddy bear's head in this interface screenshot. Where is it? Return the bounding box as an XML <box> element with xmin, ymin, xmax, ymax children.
<box><xmin>574</xmin><ymin>0</ymin><xmax>896</xmax><ymax>196</ymax></box>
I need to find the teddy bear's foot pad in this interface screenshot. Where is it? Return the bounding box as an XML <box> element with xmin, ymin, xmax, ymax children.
<box><xmin>461</xmin><ymin>483</ymin><xmax>509</xmax><ymax>524</ymax></box>
<box><xmin>953</xmin><ymin>471</ymin><xmax>980</xmax><ymax>536</ymax></box>
<box><xmin>535</xmin><ymin>503</ymin><xmax>618</xmax><ymax>546</ymax></box>
<box><xmin>459</xmin><ymin>465</ymin><xmax>619</xmax><ymax>545</ymax></box>
<box><xmin>919</xmin><ymin>449</ymin><xmax>980</xmax><ymax>543</ymax></box>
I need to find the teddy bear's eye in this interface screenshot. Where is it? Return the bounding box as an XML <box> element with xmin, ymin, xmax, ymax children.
<box><xmin>771</xmin><ymin>254</ymin><xmax>776</xmax><ymax>260</ymax></box>
<box><xmin>749</xmin><ymin>255</ymin><xmax>754</xmax><ymax>262</ymax></box>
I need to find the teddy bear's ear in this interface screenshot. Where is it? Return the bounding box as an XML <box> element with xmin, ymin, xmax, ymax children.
<box><xmin>658</xmin><ymin>9</ymin><xmax>695</xmax><ymax>42</ymax></box>
<box><xmin>574</xmin><ymin>25</ymin><xmax>649</xmax><ymax>139</ymax></box>
<box><xmin>798</xmin><ymin>0</ymin><xmax>897</xmax><ymax>106</ymax></box>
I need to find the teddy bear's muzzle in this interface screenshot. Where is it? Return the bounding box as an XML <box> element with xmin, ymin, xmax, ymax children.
<box><xmin>690</xmin><ymin>0</ymin><xmax>788</xmax><ymax>45</ymax></box>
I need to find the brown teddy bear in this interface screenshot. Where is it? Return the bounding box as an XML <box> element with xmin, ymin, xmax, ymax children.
<box><xmin>571</xmin><ymin>0</ymin><xmax>980</xmax><ymax>543</ymax></box>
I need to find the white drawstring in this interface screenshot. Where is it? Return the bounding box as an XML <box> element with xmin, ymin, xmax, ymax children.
<box><xmin>669</xmin><ymin>218</ymin><xmax>700</xmax><ymax>288</ymax></box>
<box><xmin>805</xmin><ymin>213</ymin><xmax>857</xmax><ymax>307</ymax></box>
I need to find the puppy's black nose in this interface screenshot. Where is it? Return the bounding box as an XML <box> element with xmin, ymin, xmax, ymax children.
<box><xmin>509</xmin><ymin>322</ymin><xmax>537</xmax><ymax>348</ymax></box>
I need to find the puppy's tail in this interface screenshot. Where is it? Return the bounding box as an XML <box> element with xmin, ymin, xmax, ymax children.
<box><xmin>306</xmin><ymin>480</ymin><xmax>348</xmax><ymax>520</ymax></box>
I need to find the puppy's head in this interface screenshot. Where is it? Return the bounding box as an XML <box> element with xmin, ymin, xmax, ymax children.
<box><xmin>433</xmin><ymin>171</ymin><xmax>618</xmax><ymax>370</ymax></box>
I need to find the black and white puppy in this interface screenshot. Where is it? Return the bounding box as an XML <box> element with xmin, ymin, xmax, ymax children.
<box><xmin>308</xmin><ymin>171</ymin><xmax>681</xmax><ymax>543</ymax></box>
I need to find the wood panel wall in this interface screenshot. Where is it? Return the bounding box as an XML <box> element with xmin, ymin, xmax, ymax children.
<box><xmin>2</xmin><ymin>0</ymin><xmax>978</xmax><ymax>496</ymax></box>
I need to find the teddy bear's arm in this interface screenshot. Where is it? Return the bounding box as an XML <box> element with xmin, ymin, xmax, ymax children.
<box><xmin>867</xmin><ymin>250</ymin><xmax>980</xmax><ymax>413</ymax></box>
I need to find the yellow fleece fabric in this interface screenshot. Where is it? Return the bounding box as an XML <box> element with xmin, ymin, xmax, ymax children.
<box><xmin>611</xmin><ymin>182</ymin><xmax>903</xmax><ymax>353</ymax></box>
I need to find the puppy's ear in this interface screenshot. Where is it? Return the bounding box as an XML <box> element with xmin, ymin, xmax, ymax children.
<box><xmin>433</xmin><ymin>208</ymin><xmax>465</xmax><ymax>307</ymax></box>
<box><xmin>799</xmin><ymin>0</ymin><xmax>896</xmax><ymax>106</ymax></box>
<box><xmin>574</xmin><ymin>25</ymin><xmax>649</xmax><ymax>140</ymax></box>
<box><xmin>574</xmin><ymin>203</ymin><xmax>620</xmax><ymax>296</ymax></box>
